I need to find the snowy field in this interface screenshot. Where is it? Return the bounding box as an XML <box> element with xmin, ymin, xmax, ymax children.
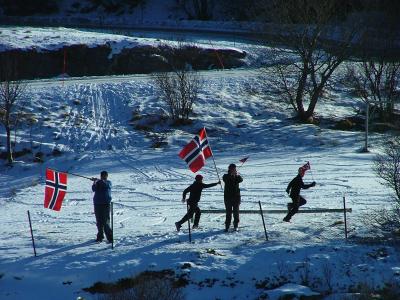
<box><xmin>0</xmin><ymin>27</ymin><xmax>398</xmax><ymax>300</ymax></box>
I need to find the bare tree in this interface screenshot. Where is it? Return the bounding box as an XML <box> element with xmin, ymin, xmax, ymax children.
<box><xmin>260</xmin><ymin>0</ymin><xmax>358</xmax><ymax>122</ymax></box>
<box><xmin>346</xmin><ymin>60</ymin><xmax>400</xmax><ymax>122</ymax></box>
<box><xmin>0</xmin><ymin>55</ymin><xmax>27</xmax><ymax>164</ymax></box>
<box><xmin>365</xmin><ymin>136</ymin><xmax>400</xmax><ymax>235</ymax></box>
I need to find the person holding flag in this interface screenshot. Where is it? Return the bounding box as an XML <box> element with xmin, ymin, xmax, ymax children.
<box><xmin>175</xmin><ymin>174</ymin><xmax>220</xmax><ymax>231</ymax></box>
<box><xmin>223</xmin><ymin>163</ymin><xmax>243</xmax><ymax>232</ymax></box>
<box><xmin>283</xmin><ymin>162</ymin><xmax>316</xmax><ymax>222</ymax></box>
<box><xmin>91</xmin><ymin>170</ymin><xmax>113</xmax><ymax>243</ymax></box>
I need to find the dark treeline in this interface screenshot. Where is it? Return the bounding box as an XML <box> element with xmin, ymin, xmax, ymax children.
<box><xmin>0</xmin><ymin>0</ymin><xmax>398</xmax><ymax>27</ymax></box>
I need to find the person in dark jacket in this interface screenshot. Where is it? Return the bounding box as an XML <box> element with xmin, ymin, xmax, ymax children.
<box><xmin>223</xmin><ymin>164</ymin><xmax>243</xmax><ymax>232</ymax></box>
<box><xmin>91</xmin><ymin>170</ymin><xmax>113</xmax><ymax>242</ymax></box>
<box><xmin>283</xmin><ymin>167</ymin><xmax>316</xmax><ymax>222</ymax></box>
<box><xmin>175</xmin><ymin>174</ymin><xmax>220</xmax><ymax>231</ymax></box>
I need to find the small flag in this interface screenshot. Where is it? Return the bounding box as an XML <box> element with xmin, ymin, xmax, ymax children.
<box><xmin>239</xmin><ymin>156</ymin><xmax>249</xmax><ymax>164</ymax></box>
<box><xmin>302</xmin><ymin>161</ymin><xmax>311</xmax><ymax>171</ymax></box>
<box><xmin>44</xmin><ymin>168</ymin><xmax>67</xmax><ymax>211</ymax></box>
<box><xmin>179</xmin><ymin>127</ymin><xmax>213</xmax><ymax>173</ymax></box>
<box><xmin>299</xmin><ymin>161</ymin><xmax>311</xmax><ymax>176</ymax></box>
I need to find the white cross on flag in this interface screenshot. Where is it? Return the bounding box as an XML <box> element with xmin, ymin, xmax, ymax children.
<box><xmin>44</xmin><ymin>168</ymin><xmax>67</xmax><ymax>211</ymax></box>
<box><xmin>178</xmin><ymin>127</ymin><xmax>213</xmax><ymax>173</ymax></box>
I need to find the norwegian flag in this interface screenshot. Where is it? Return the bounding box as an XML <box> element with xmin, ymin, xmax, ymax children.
<box><xmin>44</xmin><ymin>168</ymin><xmax>67</xmax><ymax>211</ymax></box>
<box><xmin>301</xmin><ymin>161</ymin><xmax>311</xmax><ymax>171</ymax></box>
<box><xmin>179</xmin><ymin>127</ymin><xmax>213</xmax><ymax>173</ymax></box>
<box><xmin>239</xmin><ymin>156</ymin><xmax>249</xmax><ymax>164</ymax></box>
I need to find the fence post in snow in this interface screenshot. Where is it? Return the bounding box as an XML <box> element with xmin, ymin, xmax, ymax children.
<box><xmin>111</xmin><ymin>202</ymin><xmax>114</xmax><ymax>250</ymax></box>
<box><xmin>187</xmin><ymin>203</ymin><xmax>192</xmax><ymax>243</ymax></box>
<box><xmin>27</xmin><ymin>210</ymin><xmax>37</xmax><ymax>257</ymax></box>
<box><xmin>258</xmin><ymin>201</ymin><xmax>268</xmax><ymax>241</ymax></box>
<box><xmin>343</xmin><ymin>196</ymin><xmax>348</xmax><ymax>240</ymax></box>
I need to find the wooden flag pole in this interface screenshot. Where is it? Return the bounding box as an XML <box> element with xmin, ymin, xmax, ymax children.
<box><xmin>204</xmin><ymin>128</ymin><xmax>223</xmax><ymax>190</ymax></box>
<box><xmin>47</xmin><ymin>168</ymin><xmax>93</xmax><ymax>180</ymax></box>
<box><xmin>27</xmin><ymin>210</ymin><xmax>37</xmax><ymax>257</ymax></box>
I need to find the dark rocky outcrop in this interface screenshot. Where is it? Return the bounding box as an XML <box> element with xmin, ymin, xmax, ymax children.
<box><xmin>0</xmin><ymin>44</ymin><xmax>246</xmax><ymax>80</ymax></box>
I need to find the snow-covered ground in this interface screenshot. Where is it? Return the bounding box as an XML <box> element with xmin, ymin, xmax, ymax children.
<box><xmin>0</xmin><ymin>27</ymin><xmax>398</xmax><ymax>300</ymax></box>
<box><xmin>0</xmin><ymin>26</ymin><xmax>248</xmax><ymax>60</ymax></box>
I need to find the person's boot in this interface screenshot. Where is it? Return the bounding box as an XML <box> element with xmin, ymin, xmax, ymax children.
<box><xmin>175</xmin><ymin>222</ymin><xmax>181</xmax><ymax>232</ymax></box>
<box><xmin>96</xmin><ymin>233</ymin><xmax>104</xmax><ymax>242</ymax></box>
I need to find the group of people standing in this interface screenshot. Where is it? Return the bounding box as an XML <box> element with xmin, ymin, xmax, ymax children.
<box><xmin>175</xmin><ymin>163</ymin><xmax>243</xmax><ymax>233</ymax></box>
<box><xmin>90</xmin><ymin>164</ymin><xmax>316</xmax><ymax>241</ymax></box>
<box><xmin>175</xmin><ymin>163</ymin><xmax>317</xmax><ymax>232</ymax></box>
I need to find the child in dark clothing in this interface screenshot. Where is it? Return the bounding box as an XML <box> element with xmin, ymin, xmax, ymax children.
<box><xmin>283</xmin><ymin>167</ymin><xmax>316</xmax><ymax>222</ymax></box>
<box><xmin>175</xmin><ymin>174</ymin><xmax>220</xmax><ymax>231</ymax></box>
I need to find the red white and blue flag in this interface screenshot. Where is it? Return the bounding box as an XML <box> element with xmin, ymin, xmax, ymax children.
<box><xmin>179</xmin><ymin>127</ymin><xmax>213</xmax><ymax>173</ymax></box>
<box><xmin>239</xmin><ymin>156</ymin><xmax>249</xmax><ymax>164</ymax></box>
<box><xmin>299</xmin><ymin>161</ymin><xmax>311</xmax><ymax>176</ymax></box>
<box><xmin>44</xmin><ymin>168</ymin><xmax>67</xmax><ymax>211</ymax></box>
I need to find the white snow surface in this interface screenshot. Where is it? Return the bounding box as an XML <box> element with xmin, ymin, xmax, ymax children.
<box><xmin>0</xmin><ymin>27</ymin><xmax>399</xmax><ymax>300</ymax></box>
<box><xmin>0</xmin><ymin>26</ymin><xmax>245</xmax><ymax>57</ymax></box>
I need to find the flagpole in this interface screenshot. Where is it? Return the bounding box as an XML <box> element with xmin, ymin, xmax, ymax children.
<box><xmin>47</xmin><ymin>168</ymin><xmax>93</xmax><ymax>180</ymax></box>
<box><xmin>204</xmin><ymin>128</ymin><xmax>223</xmax><ymax>190</ymax></box>
<box><xmin>237</xmin><ymin>158</ymin><xmax>248</xmax><ymax>170</ymax></box>
<box><xmin>306</xmin><ymin>161</ymin><xmax>315</xmax><ymax>181</ymax></box>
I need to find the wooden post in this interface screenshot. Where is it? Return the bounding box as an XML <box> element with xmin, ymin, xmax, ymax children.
<box><xmin>111</xmin><ymin>202</ymin><xmax>114</xmax><ymax>249</ymax></box>
<box><xmin>27</xmin><ymin>210</ymin><xmax>37</xmax><ymax>257</ymax></box>
<box><xmin>363</xmin><ymin>101</ymin><xmax>369</xmax><ymax>152</ymax></box>
<box><xmin>343</xmin><ymin>196</ymin><xmax>348</xmax><ymax>240</ymax></box>
<box><xmin>258</xmin><ymin>201</ymin><xmax>268</xmax><ymax>241</ymax></box>
<box><xmin>187</xmin><ymin>203</ymin><xmax>192</xmax><ymax>243</ymax></box>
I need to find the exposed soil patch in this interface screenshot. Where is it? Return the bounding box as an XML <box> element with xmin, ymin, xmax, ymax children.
<box><xmin>0</xmin><ymin>44</ymin><xmax>246</xmax><ymax>80</ymax></box>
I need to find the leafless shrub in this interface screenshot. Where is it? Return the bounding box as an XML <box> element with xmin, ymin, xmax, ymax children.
<box><xmin>153</xmin><ymin>68</ymin><xmax>202</xmax><ymax>123</ymax></box>
<box><xmin>97</xmin><ymin>277</ymin><xmax>184</xmax><ymax>300</ymax></box>
<box><xmin>362</xmin><ymin>136</ymin><xmax>400</xmax><ymax>236</ymax></box>
<box><xmin>351</xmin><ymin>281</ymin><xmax>400</xmax><ymax>300</ymax></box>
<box><xmin>321</xmin><ymin>261</ymin><xmax>334</xmax><ymax>293</ymax></box>
<box><xmin>374</xmin><ymin>137</ymin><xmax>400</xmax><ymax>203</ymax></box>
<box><xmin>276</xmin><ymin>259</ymin><xmax>290</xmax><ymax>280</ymax></box>
<box><xmin>299</xmin><ymin>258</ymin><xmax>311</xmax><ymax>286</ymax></box>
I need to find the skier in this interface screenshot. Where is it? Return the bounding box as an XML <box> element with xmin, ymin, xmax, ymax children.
<box><xmin>223</xmin><ymin>164</ymin><xmax>243</xmax><ymax>232</ymax></box>
<box><xmin>175</xmin><ymin>174</ymin><xmax>220</xmax><ymax>231</ymax></box>
<box><xmin>91</xmin><ymin>170</ymin><xmax>113</xmax><ymax>243</ymax></box>
<box><xmin>283</xmin><ymin>167</ymin><xmax>316</xmax><ymax>222</ymax></box>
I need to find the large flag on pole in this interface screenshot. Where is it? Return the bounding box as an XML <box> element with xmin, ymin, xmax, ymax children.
<box><xmin>179</xmin><ymin>127</ymin><xmax>213</xmax><ymax>173</ymax></box>
<box><xmin>44</xmin><ymin>168</ymin><xmax>67</xmax><ymax>211</ymax></box>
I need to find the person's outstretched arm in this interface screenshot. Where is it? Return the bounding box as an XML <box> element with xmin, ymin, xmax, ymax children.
<box><xmin>202</xmin><ymin>181</ymin><xmax>221</xmax><ymax>188</ymax></box>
